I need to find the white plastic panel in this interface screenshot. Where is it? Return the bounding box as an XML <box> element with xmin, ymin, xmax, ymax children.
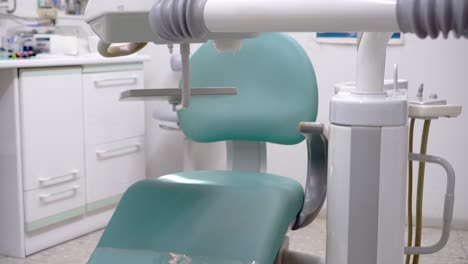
<box><xmin>83</xmin><ymin>70</ymin><xmax>145</xmax><ymax>146</ymax></box>
<box><xmin>326</xmin><ymin>124</ymin><xmax>351</xmax><ymax>264</ymax></box>
<box><xmin>0</xmin><ymin>69</ymin><xmax>25</xmax><ymax>258</ymax></box>
<box><xmin>86</xmin><ymin>136</ymin><xmax>145</xmax><ymax>204</ymax></box>
<box><xmin>377</xmin><ymin>125</ymin><xmax>408</xmax><ymax>264</ymax></box>
<box><xmin>408</xmin><ymin>104</ymin><xmax>462</xmax><ymax>119</ymax></box>
<box><xmin>19</xmin><ymin>68</ymin><xmax>85</xmax><ymax>192</ymax></box>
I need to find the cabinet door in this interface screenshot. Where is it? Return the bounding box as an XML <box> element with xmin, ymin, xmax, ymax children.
<box><xmin>82</xmin><ymin>69</ymin><xmax>145</xmax><ymax>209</ymax></box>
<box><xmin>85</xmin><ymin>137</ymin><xmax>145</xmax><ymax>210</ymax></box>
<box><xmin>82</xmin><ymin>70</ymin><xmax>145</xmax><ymax>146</ymax></box>
<box><xmin>19</xmin><ymin>67</ymin><xmax>85</xmax><ymax>192</ymax></box>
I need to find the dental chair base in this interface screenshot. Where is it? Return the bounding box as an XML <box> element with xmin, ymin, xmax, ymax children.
<box><xmin>328</xmin><ymin>91</ymin><xmax>408</xmax><ymax>264</ymax></box>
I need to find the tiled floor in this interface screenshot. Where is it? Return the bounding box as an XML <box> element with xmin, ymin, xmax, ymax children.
<box><xmin>1</xmin><ymin>218</ymin><xmax>467</xmax><ymax>263</ymax></box>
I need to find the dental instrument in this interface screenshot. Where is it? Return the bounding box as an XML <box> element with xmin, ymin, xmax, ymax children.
<box><xmin>83</xmin><ymin>0</ymin><xmax>466</xmax><ymax>263</ymax></box>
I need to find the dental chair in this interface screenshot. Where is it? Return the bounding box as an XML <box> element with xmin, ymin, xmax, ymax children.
<box><xmin>89</xmin><ymin>33</ymin><xmax>327</xmax><ymax>264</ymax></box>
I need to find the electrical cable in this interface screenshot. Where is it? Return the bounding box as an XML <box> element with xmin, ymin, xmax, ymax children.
<box><xmin>406</xmin><ymin>118</ymin><xmax>416</xmax><ymax>264</ymax></box>
<box><xmin>412</xmin><ymin>119</ymin><xmax>432</xmax><ymax>264</ymax></box>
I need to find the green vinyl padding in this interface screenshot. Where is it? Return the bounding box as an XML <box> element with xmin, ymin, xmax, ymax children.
<box><xmin>89</xmin><ymin>171</ymin><xmax>304</xmax><ymax>264</ymax></box>
<box><xmin>178</xmin><ymin>33</ymin><xmax>318</xmax><ymax>145</ymax></box>
<box><xmin>89</xmin><ymin>34</ymin><xmax>317</xmax><ymax>264</ymax></box>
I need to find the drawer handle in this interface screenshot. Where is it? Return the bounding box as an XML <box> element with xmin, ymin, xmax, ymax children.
<box><xmin>39</xmin><ymin>185</ymin><xmax>80</xmax><ymax>202</ymax></box>
<box><xmin>96</xmin><ymin>143</ymin><xmax>142</xmax><ymax>160</ymax></box>
<box><xmin>38</xmin><ymin>170</ymin><xmax>79</xmax><ymax>185</ymax></box>
<box><xmin>94</xmin><ymin>77</ymin><xmax>138</xmax><ymax>88</ymax></box>
<box><xmin>159</xmin><ymin>124</ymin><xmax>181</xmax><ymax>131</ymax></box>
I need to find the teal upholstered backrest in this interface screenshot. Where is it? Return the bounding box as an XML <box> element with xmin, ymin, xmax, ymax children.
<box><xmin>178</xmin><ymin>33</ymin><xmax>318</xmax><ymax>145</ymax></box>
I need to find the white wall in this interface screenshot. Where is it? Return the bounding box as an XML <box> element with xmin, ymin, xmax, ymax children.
<box><xmin>142</xmin><ymin>33</ymin><xmax>468</xmax><ymax>229</ymax></box>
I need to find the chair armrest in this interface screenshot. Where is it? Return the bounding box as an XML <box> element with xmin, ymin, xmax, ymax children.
<box><xmin>293</xmin><ymin>122</ymin><xmax>328</xmax><ymax>230</ymax></box>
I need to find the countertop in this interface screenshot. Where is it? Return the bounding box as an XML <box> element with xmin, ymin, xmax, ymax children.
<box><xmin>0</xmin><ymin>54</ymin><xmax>150</xmax><ymax>69</ymax></box>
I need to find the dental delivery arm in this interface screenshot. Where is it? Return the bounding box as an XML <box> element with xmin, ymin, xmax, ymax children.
<box><xmin>86</xmin><ymin>0</ymin><xmax>467</xmax><ymax>46</ymax></box>
<box><xmin>200</xmin><ymin>0</ymin><xmax>467</xmax><ymax>38</ymax></box>
<box><xmin>85</xmin><ymin>0</ymin><xmax>467</xmax><ymax>110</ymax></box>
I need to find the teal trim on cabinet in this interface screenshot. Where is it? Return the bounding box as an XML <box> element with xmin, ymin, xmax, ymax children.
<box><xmin>25</xmin><ymin>206</ymin><xmax>86</xmax><ymax>232</ymax></box>
<box><xmin>82</xmin><ymin>63</ymin><xmax>143</xmax><ymax>73</ymax></box>
<box><xmin>20</xmin><ymin>67</ymin><xmax>82</xmax><ymax>77</ymax></box>
<box><xmin>86</xmin><ymin>194</ymin><xmax>122</xmax><ymax>213</ymax></box>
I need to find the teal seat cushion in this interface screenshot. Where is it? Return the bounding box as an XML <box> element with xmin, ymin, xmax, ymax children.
<box><xmin>89</xmin><ymin>171</ymin><xmax>304</xmax><ymax>264</ymax></box>
<box><xmin>178</xmin><ymin>33</ymin><xmax>318</xmax><ymax>145</ymax></box>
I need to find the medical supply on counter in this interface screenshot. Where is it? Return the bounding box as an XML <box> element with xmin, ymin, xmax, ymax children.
<box><xmin>37</xmin><ymin>0</ymin><xmax>88</xmax><ymax>16</ymax></box>
<box><xmin>34</xmin><ymin>34</ymin><xmax>78</xmax><ymax>55</ymax></box>
<box><xmin>64</xmin><ymin>0</ymin><xmax>87</xmax><ymax>15</ymax></box>
<box><xmin>33</xmin><ymin>35</ymin><xmax>50</xmax><ymax>53</ymax></box>
<box><xmin>0</xmin><ymin>48</ymin><xmax>8</xmax><ymax>60</ymax></box>
<box><xmin>7</xmin><ymin>51</ymin><xmax>37</xmax><ymax>59</ymax></box>
<box><xmin>37</xmin><ymin>7</ymin><xmax>58</xmax><ymax>19</ymax></box>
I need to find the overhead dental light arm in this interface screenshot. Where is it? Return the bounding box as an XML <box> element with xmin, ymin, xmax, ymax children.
<box><xmin>202</xmin><ymin>0</ymin><xmax>400</xmax><ymax>33</ymax></box>
<box><xmin>86</xmin><ymin>0</ymin><xmax>467</xmax><ymax>109</ymax></box>
<box><xmin>148</xmin><ymin>0</ymin><xmax>468</xmax><ymax>43</ymax></box>
<box><xmin>86</xmin><ymin>0</ymin><xmax>468</xmax><ymax>46</ymax></box>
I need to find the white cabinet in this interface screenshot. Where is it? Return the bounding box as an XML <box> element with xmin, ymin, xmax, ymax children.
<box><xmin>0</xmin><ymin>62</ymin><xmax>146</xmax><ymax>258</ymax></box>
<box><xmin>86</xmin><ymin>137</ymin><xmax>145</xmax><ymax>208</ymax></box>
<box><xmin>19</xmin><ymin>67</ymin><xmax>87</xmax><ymax>233</ymax></box>
<box><xmin>19</xmin><ymin>68</ymin><xmax>85</xmax><ymax>192</ymax></box>
<box><xmin>83</xmin><ymin>70</ymin><xmax>145</xmax><ymax>145</ymax></box>
<box><xmin>82</xmin><ymin>68</ymin><xmax>145</xmax><ymax>210</ymax></box>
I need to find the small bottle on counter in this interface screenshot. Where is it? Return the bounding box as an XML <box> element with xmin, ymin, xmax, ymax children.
<box><xmin>67</xmin><ymin>0</ymin><xmax>76</xmax><ymax>14</ymax></box>
<box><xmin>0</xmin><ymin>48</ymin><xmax>8</xmax><ymax>60</ymax></box>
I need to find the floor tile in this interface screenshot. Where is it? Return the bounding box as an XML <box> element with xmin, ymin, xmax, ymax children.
<box><xmin>457</xmin><ymin>230</ymin><xmax>468</xmax><ymax>258</ymax></box>
<box><xmin>416</xmin><ymin>228</ymin><xmax>466</xmax><ymax>259</ymax></box>
<box><xmin>0</xmin><ymin>257</ymin><xmax>40</xmax><ymax>264</ymax></box>
<box><xmin>0</xmin><ymin>222</ymin><xmax>466</xmax><ymax>264</ymax></box>
<box><xmin>417</xmin><ymin>256</ymin><xmax>468</xmax><ymax>264</ymax></box>
<box><xmin>288</xmin><ymin>218</ymin><xmax>326</xmax><ymax>257</ymax></box>
<box><xmin>27</xmin><ymin>230</ymin><xmax>103</xmax><ymax>264</ymax></box>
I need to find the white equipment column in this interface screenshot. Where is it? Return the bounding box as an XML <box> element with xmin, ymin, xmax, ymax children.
<box><xmin>327</xmin><ymin>33</ymin><xmax>408</xmax><ymax>264</ymax></box>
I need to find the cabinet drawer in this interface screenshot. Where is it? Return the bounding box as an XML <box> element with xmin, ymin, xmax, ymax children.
<box><xmin>83</xmin><ymin>71</ymin><xmax>145</xmax><ymax>145</ymax></box>
<box><xmin>19</xmin><ymin>67</ymin><xmax>85</xmax><ymax>191</ymax></box>
<box><xmin>24</xmin><ymin>178</ymin><xmax>86</xmax><ymax>232</ymax></box>
<box><xmin>86</xmin><ymin>137</ymin><xmax>145</xmax><ymax>207</ymax></box>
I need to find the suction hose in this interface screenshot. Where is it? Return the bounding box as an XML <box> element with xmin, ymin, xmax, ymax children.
<box><xmin>412</xmin><ymin>120</ymin><xmax>432</xmax><ymax>264</ymax></box>
<box><xmin>405</xmin><ymin>118</ymin><xmax>416</xmax><ymax>264</ymax></box>
<box><xmin>149</xmin><ymin>0</ymin><xmax>208</xmax><ymax>42</ymax></box>
<box><xmin>397</xmin><ymin>0</ymin><xmax>468</xmax><ymax>39</ymax></box>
